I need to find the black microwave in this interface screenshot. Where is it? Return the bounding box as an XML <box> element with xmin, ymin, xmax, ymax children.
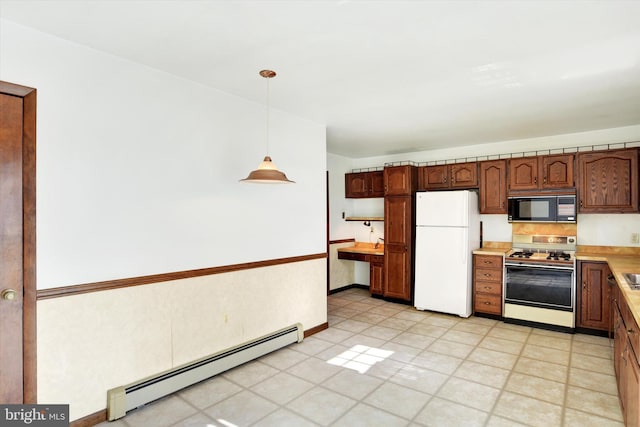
<box><xmin>508</xmin><ymin>195</ymin><xmax>576</xmax><ymax>223</ymax></box>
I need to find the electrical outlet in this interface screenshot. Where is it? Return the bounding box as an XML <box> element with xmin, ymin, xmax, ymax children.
<box><xmin>370</xmin><ymin>226</ymin><xmax>374</xmax><ymax>233</ymax></box>
<box><xmin>632</xmin><ymin>233</ymin><xmax>640</xmax><ymax>244</ymax></box>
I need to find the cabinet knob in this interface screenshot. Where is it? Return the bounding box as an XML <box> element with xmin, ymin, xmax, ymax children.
<box><xmin>543</xmin><ymin>176</ymin><xmax>547</xmax><ymax>184</ymax></box>
<box><xmin>484</xmin><ymin>273</ymin><xmax>491</xmax><ymax>277</ymax></box>
<box><xmin>580</xmin><ymin>200</ymin><xmax>583</xmax><ymax>208</ymax></box>
<box><xmin>483</xmin><ymin>286</ymin><xmax>492</xmax><ymax>290</ymax></box>
<box><xmin>484</xmin><ymin>301</ymin><xmax>491</xmax><ymax>305</ymax></box>
<box><xmin>534</xmin><ymin>176</ymin><xmax>537</xmax><ymax>184</ymax></box>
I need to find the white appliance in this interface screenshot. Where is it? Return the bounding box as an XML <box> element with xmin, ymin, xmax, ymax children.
<box><xmin>414</xmin><ymin>190</ymin><xmax>480</xmax><ymax>317</ymax></box>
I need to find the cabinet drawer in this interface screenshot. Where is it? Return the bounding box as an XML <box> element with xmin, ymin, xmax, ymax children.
<box><xmin>475</xmin><ymin>294</ymin><xmax>502</xmax><ymax>315</ymax></box>
<box><xmin>475</xmin><ymin>281</ymin><xmax>502</xmax><ymax>296</ymax></box>
<box><xmin>475</xmin><ymin>255</ymin><xmax>502</xmax><ymax>269</ymax></box>
<box><xmin>623</xmin><ymin>300</ymin><xmax>640</xmax><ymax>361</ymax></box>
<box><xmin>475</xmin><ymin>268</ymin><xmax>502</xmax><ymax>283</ymax></box>
<box><xmin>370</xmin><ymin>255</ymin><xmax>384</xmax><ymax>265</ymax></box>
<box><xmin>337</xmin><ymin>251</ymin><xmax>369</xmax><ymax>262</ymax></box>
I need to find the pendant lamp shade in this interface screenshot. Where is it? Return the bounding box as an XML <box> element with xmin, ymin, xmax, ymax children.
<box><xmin>240</xmin><ymin>70</ymin><xmax>295</xmax><ymax>184</ymax></box>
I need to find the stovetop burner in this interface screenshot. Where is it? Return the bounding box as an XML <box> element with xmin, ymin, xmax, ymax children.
<box><xmin>506</xmin><ymin>234</ymin><xmax>577</xmax><ymax>266</ymax></box>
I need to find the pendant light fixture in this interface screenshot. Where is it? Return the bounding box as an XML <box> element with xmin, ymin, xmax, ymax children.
<box><xmin>240</xmin><ymin>69</ymin><xmax>295</xmax><ymax>184</ymax></box>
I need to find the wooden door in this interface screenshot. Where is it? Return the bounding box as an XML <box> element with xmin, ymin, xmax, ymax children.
<box><xmin>508</xmin><ymin>157</ymin><xmax>539</xmax><ymax>191</ymax></box>
<box><xmin>450</xmin><ymin>162</ymin><xmax>478</xmax><ymax>188</ymax></box>
<box><xmin>541</xmin><ymin>154</ymin><xmax>574</xmax><ymax>189</ymax></box>
<box><xmin>0</xmin><ymin>82</ymin><xmax>37</xmax><ymax>404</ymax></box>
<box><xmin>479</xmin><ymin>160</ymin><xmax>507</xmax><ymax>213</ymax></box>
<box><xmin>578</xmin><ymin>262</ymin><xmax>611</xmax><ymax>331</ymax></box>
<box><xmin>369</xmin><ymin>171</ymin><xmax>385</xmax><ymax>197</ymax></box>
<box><xmin>369</xmin><ymin>257</ymin><xmax>384</xmax><ymax>295</ymax></box>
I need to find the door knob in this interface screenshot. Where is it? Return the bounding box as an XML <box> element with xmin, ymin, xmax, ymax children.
<box><xmin>1</xmin><ymin>289</ymin><xmax>17</xmax><ymax>301</ymax></box>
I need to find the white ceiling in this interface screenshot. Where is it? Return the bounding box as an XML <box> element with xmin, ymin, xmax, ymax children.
<box><xmin>2</xmin><ymin>0</ymin><xmax>640</xmax><ymax>158</ymax></box>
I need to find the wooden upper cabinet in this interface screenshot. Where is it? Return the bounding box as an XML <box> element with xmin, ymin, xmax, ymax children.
<box><xmin>419</xmin><ymin>163</ymin><xmax>478</xmax><ymax>190</ymax></box>
<box><xmin>508</xmin><ymin>154</ymin><xmax>574</xmax><ymax>192</ymax></box>
<box><xmin>345</xmin><ymin>171</ymin><xmax>384</xmax><ymax>198</ymax></box>
<box><xmin>509</xmin><ymin>157</ymin><xmax>539</xmax><ymax>191</ymax></box>
<box><xmin>541</xmin><ymin>154</ymin><xmax>574</xmax><ymax>188</ymax></box>
<box><xmin>384</xmin><ymin>165</ymin><xmax>417</xmax><ymax>196</ymax></box>
<box><xmin>419</xmin><ymin>165</ymin><xmax>448</xmax><ymax>190</ymax></box>
<box><xmin>577</xmin><ymin>148</ymin><xmax>639</xmax><ymax>213</ymax></box>
<box><xmin>479</xmin><ymin>160</ymin><xmax>507</xmax><ymax>214</ymax></box>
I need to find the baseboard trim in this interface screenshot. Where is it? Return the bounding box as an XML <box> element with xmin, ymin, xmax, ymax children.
<box><xmin>329</xmin><ymin>283</ymin><xmax>369</xmax><ymax>294</ymax></box>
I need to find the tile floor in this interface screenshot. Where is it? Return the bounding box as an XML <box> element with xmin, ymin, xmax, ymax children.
<box><xmin>98</xmin><ymin>288</ymin><xmax>623</xmax><ymax>427</ymax></box>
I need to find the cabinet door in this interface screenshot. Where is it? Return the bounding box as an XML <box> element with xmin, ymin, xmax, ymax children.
<box><xmin>628</xmin><ymin>348</ymin><xmax>640</xmax><ymax>427</ymax></box>
<box><xmin>345</xmin><ymin>173</ymin><xmax>368</xmax><ymax>198</ymax></box>
<box><xmin>577</xmin><ymin>149</ymin><xmax>639</xmax><ymax>213</ymax></box>
<box><xmin>384</xmin><ymin>246</ymin><xmax>412</xmax><ymax>300</ymax></box>
<box><xmin>541</xmin><ymin>154</ymin><xmax>574</xmax><ymax>189</ymax></box>
<box><xmin>450</xmin><ymin>162</ymin><xmax>478</xmax><ymax>188</ymax></box>
<box><xmin>370</xmin><ymin>259</ymin><xmax>384</xmax><ymax>295</ymax></box>
<box><xmin>369</xmin><ymin>171</ymin><xmax>385</xmax><ymax>197</ymax></box>
<box><xmin>578</xmin><ymin>262</ymin><xmax>611</xmax><ymax>331</ymax></box>
<box><xmin>384</xmin><ymin>196</ymin><xmax>414</xmax><ymax>301</ymax></box>
<box><xmin>384</xmin><ymin>165</ymin><xmax>416</xmax><ymax>196</ymax></box>
<box><xmin>422</xmin><ymin>165</ymin><xmax>449</xmax><ymax>190</ymax></box>
<box><xmin>479</xmin><ymin>160</ymin><xmax>507</xmax><ymax>214</ymax></box>
<box><xmin>509</xmin><ymin>157</ymin><xmax>539</xmax><ymax>191</ymax></box>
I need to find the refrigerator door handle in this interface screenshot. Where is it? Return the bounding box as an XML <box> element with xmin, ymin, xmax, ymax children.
<box><xmin>461</xmin><ymin>228</ymin><xmax>467</xmax><ymax>264</ymax></box>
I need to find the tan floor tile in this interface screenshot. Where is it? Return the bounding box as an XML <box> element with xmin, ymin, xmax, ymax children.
<box><xmin>467</xmin><ymin>315</ymin><xmax>499</xmax><ymax>326</ymax></box>
<box><xmin>323</xmin><ymin>369</ymin><xmax>384</xmax><ymax>400</ymax></box>
<box><xmin>453</xmin><ymin>360</ymin><xmax>510</xmax><ymax>389</ymax></box>
<box><xmin>467</xmin><ymin>347</ymin><xmax>518</xmax><ymax>370</ymax></box>
<box><xmin>390</xmin><ymin>364</ymin><xmax>449</xmax><ymax>394</ymax></box>
<box><xmin>572</xmin><ymin>339</ymin><xmax>613</xmax><ymax>359</ymax></box>
<box><xmin>487</xmin><ymin>326</ymin><xmax>530</xmax><ymax>343</ymax></box>
<box><xmin>391</xmin><ymin>332</ymin><xmax>437</xmax><ymax>349</ymax></box>
<box><xmin>513</xmin><ymin>357</ymin><xmax>568</xmax><ymax>382</ymax></box>
<box><xmin>252</xmin><ymin>408</ymin><xmax>319</xmax><ymax>427</ymax></box>
<box><xmin>485</xmin><ymin>415</ymin><xmax>529</xmax><ymax>427</ymax></box>
<box><xmin>350</xmin><ymin>311</ymin><xmax>388</xmax><ymax>324</ymax></box>
<box><xmin>287</xmin><ymin>357</ymin><xmax>341</xmax><ymax>384</ymax></box>
<box><xmin>412</xmin><ymin>350</ymin><xmax>463</xmax><ymax>375</ymax></box>
<box><xmin>364</xmin><ymin>381</ymin><xmax>432</xmax><ymax>419</ymax></box>
<box><xmin>339</xmin><ymin>333</ymin><xmax>386</xmax><ymax>349</ymax></box>
<box><xmin>428</xmin><ymin>339</ymin><xmax>475</xmax><ymax>359</ymax></box>
<box><xmin>380</xmin><ymin>341</ymin><xmax>423</xmax><ymax>363</ymax></box>
<box><xmin>521</xmin><ymin>344</ymin><xmax>570</xmax><ymax>365</ymax></box>
<box><xmin>419</xmin><ymin>313</ymin><xmax>461</xmax><ymax>328</ymax></box>
<box><xmin>394</xmin><ymin>310</ymin><xmax>432</xmax><ymax>322</ymax></box>
<box><xmin>571</xmin><ymin>352</ymin><xmax>615</xmax><ymax>375</ymax></box>
<box><xmin>530</xmin><ymin>327</ymin><xmax>572</xmax><ymax>340</ymax></box>
<box><xmin>289</xmin><ymin>387</ymin><xmax>357</xmax><ymax>426</ymax></box>
<box><xmin>251</xmin><ymin>372</ymin><xmax>314</xmax><ymax>405</ymax></box>
<box><xmin>504</xmin><ymin>372</ymin><xmax>565</xmax><ymax>403</ymax></box>
<box><xmin>408</xmin><ymin>323</ymin><xmax>449</xmax><ymax>338</ymax></box>
<box><xmin>451</xmin><ymin>321</ymin><xmax>492</xmax><ymax>335</ymax></box>
<box><xmin>494</xmin><ymin>322</ymin><xmax>533</xmax><ymax>333</ymax></box>
<box><xmin>415</xmin><ymin>397</ymin><xmax>489</xmax><ymax>427</ymax></box>
<box><xmin>332</xmin><ymin>403</ymin><xmax>408</xmax><ymax>427</ymax></box>
<box><xmin>204</xmin><ymin>390</ymin><xmax>278</xmax><ymax>426</ymax></box>
<box><xmin>439</xmin><ymin>329</ymin><xmax>484</xmax><ymax>346</ymax></box>
<box><xmin>479</xmin><ymin>336</ymin><xmax>525</xmax><ymax>355</ymax></box>
<box><xmin>347</xmin><ymin>301</ymin><xmax>378</xmax><ymax>312</ymax></box>
<box><xmin>527</xmin><ymin>333</ymin><xmax>572</xmax><ymax>351</ymax></box>
<box><xmin>333</xmin><ymin>318</ymin><xmax>372</xmax><ymax>333</ymax></box>
<box><xmin>311</xmin><ymin>327</ymin><xmax>354</xmax><ymax>344</ymax></box>
<box><xmin>569</xmin><ymin>367</ymin><xmax>618</xmax><ymax>395</ymax></box>
<box><xmin>573</xmin><ymin>333</ymin><xmax>611</xmax><ymax>346</ymax></box>
<box><xmin>566</xmin><ymin>385</ymin><xmax>623</xmax><ymax>422</ymax></box>
<box><xmin>368</xmin><ymin>305</ymin><xmax>404</xmax><ymax>316</ymax></box>
<box><xmin>222</xmin><ymin>361</ymin><xmax>279</xmax><ymax>387</ymax></box>
<box><xmin>178</xmin><ymin>376</ymin><xmax>242</xmax><ymax>409</ymax></box>
<box><xmin>563</xmin><ymin>408</ymin><xmax>625</xmax><ymax>427</ymax></box>
<box><xmin>331</xmin><ymin>307</ymin><xmax>361</xmax><ymax>318</ymax></box>
<box><xmin>383</xmin><ymin>317</ymin><xmax>418</xmax><ymax>331</ymax></box>
<box><xmin>437</xmin><ymin>377</ymin><xmax>500</xmax><ymax>411</ymax></box>
<box><xmin>125</xmin><ymin>395</ymin><xmax>198</xmax><ymax>427</ymax></box>
<box><xmin>361</xmin><ymin>324</ymin><xmax>402</xmax><ymax>340</ymax></box>
<box><xmin>493</xmin><ymin>391</ymin><xmax>562</xmax><ymax>427</ymax></box>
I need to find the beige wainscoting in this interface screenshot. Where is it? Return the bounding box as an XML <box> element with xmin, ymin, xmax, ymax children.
<box><xmin>37</xmin><ymin>258</ymin><xmax>327</xmax><ymax>422</ymax></box>
<box><xmin>329</xmin><ymin>240</ymin><xmax>356</xmax><ymax>291</ymax></box>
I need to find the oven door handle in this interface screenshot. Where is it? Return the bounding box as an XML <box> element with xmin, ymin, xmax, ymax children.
<box><xmin>505</xmin><ymin>262</ymin><xmax>574</xmax><ymax>271</ymax></box>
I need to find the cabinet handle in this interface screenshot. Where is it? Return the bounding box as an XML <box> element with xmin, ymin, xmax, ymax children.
<box><xmin>628</xmin><ymin>329</ymin><xmax>635</xmax><ymax>334</ymax></box>
<box><xmin>483</xmin><ymin>286</ymin><xmax>492</xmax><ymax>290</ymax></box>
<box><xmin>483</xmin><ymin>261</ymin><xmax>492</xmax><ymax>264</ymax></box>
<box><xmin>484</xmin><ymin>273</ymin><xmax>491</xmax><ymax>277</ymax></box>
<box><xmin>534</xmin><ymin>176</ymin><xmax>537</xmax><ymax>184</ymax></box>
<box><xmin>543</xmin><ymin>176</ymin><xmax>547</xmax><ymax>184</ymax></box>
<box><xmin>580</xmin><ymin>200</ymin><xmax>583</xmax><ymax>208</ymax></box>
<box><xmin>484</xmin><ymin>301</ymin><xmax>491</xmax><ymax>305</ymax></box>
<box><xmin>443</xmin><ymin>177</ymin><xmax>447</xmax><ymax>183</ymax></box>
<box><xmin>583</xmin><ymin>281</ymin><xmax>587</xmax><ymax>289</ymax></box>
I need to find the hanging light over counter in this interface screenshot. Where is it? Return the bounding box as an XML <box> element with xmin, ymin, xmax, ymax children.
<box><xmin>240</xmin><ymin>69</ymin><xmax>295</xmax><ymax>184</ymax></box>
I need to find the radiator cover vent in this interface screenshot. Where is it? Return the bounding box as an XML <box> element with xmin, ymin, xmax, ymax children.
<box><xmin>107</xmin><ymin>323</ymin><xmax>303</xmax><ymax>420</ymax></box>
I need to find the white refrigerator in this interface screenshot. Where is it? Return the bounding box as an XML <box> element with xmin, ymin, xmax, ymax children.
<box><xmin>414</xmin><ymin>190</ymin><xmax>480</xmax><ymax>317</ymax></box>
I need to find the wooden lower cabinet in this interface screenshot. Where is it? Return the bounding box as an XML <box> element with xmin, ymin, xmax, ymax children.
<box><xmin>577</xmin><ymin>261</ymin><xmax>612</xmax><ymax>331</ymax></box>
<box><xmin>370</xmin><ymin>255</ymin><xmax>384</xmax><ymax>295</ymax></box>
<box><xmin>613</xmin><ymin>282</ymin><xmax>640</xmax><ymax>427</ymax></box>
<box><xmin>473</xmin><ymin>254</ymin><xmax>503</xmax><ymax>316</ymax></box>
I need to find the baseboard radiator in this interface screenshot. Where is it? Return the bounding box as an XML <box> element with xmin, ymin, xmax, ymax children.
<box><xmin>107</xmin><ymin>323</ymin><xmax>303</xmax><ymax>420</ymax></box>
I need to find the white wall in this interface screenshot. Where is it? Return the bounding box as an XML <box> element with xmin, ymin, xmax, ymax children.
<box><xmin>1</xmin><ymin>19</ymin><xmax>327</xmax><ymax>289</ymax></box>
<box><xmin>2</xmin><ymin>19</ymin><xmax>328</xmax><ymax>421</ymax></box>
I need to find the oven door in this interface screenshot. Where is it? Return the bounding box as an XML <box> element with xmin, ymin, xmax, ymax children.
<box><xmin>504</xmin><ymin>263</ymin><xmax>574</xmax><ymax>311</ymax></box>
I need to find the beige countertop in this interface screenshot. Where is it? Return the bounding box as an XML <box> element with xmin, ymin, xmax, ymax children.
<box><xmin>337</xmin><ymin>242</ymin><xmax>384</xmax><ymax>256</ymax></box>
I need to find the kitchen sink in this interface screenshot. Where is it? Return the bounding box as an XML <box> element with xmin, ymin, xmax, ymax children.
<box><xmin>624</xmin><ymin>273</ymin><xmax>640</xmax><ymax>289</ymax></box>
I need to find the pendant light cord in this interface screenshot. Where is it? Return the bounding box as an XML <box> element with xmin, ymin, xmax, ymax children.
<box><xmin>265</xmin><ymin>76</ymin><xmax>270</xmax><ymax>157</ymax></box>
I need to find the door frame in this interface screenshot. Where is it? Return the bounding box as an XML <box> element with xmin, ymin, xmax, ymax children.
<box><xmin>0</xmin><ymin>80</ymin><xmax>37</xmax><ymax>403</ymax></box>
